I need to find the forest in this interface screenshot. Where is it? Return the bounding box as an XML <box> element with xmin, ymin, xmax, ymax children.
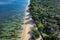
<box><xmin>29</xmin><ymin>0</ymin><xmax>60</xmax><ymax>40</ymax></box>
<box><xmin>0</xmin><ymin>14</ymin><xmax>23</xmax><ymax>40</ymax></box>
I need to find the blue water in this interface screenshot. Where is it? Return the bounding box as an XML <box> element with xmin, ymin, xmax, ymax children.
<box><xmin>0</xmin><ymin>0</ymin><xmax>28</xmax><ymax>23</ymax></box>
<box><xmin>0</xmin><ymin>0</ymin><xmax>28</xmax><ymax>39</ymax></box>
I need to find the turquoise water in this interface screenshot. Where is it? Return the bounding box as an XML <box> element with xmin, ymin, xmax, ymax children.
<box><xmin>0</xmin><ymin>0</ymin><xmax>28</xmax><ymax>23</ymax></box>
<box><xmin>0</xmin><ymin>0</ymin><xmax>28</xmax><ymax>40</ymax></box>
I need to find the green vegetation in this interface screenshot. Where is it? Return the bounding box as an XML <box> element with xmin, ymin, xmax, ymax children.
<box><xmin>30</xmin><ymin>0</ymin><xmax>60</xmax><ymax>40</ymax></box>
<box><xmin>0</xmin><ymin>14</ymin><xmax>23</xmax><ymax>40</ymax></box>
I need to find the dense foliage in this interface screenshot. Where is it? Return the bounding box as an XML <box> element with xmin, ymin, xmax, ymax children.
<box><xmin>29</xmin><ymin>0</ymin><xmax>60</xmax><ymax>40</ymax></box>
<box><xmin>0</xmin><ymin>14</ymin><xmax>23</xmax><ymax>40</ymax></box>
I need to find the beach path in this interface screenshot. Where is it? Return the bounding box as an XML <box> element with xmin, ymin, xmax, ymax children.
<box><xmin>20</xmin><ymin>0</ymin><xmax>34</xmax><ymax>40</ymax></box>
<box><xmin>20</xmin><ymin>10</ymin><xmax>34</xmax><ymax>40</ymax></box>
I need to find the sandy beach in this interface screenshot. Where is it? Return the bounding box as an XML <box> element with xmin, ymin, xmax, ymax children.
<box><xmin>20</xmin><ymin>0</ymin><xmax>34</xmax><ymax>40</ymax></box>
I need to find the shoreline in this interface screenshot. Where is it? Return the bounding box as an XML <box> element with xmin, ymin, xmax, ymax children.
<box><xmin>20</xmin><ymin>0</ymin><xmax>32</xmax><ymax>40</ymax></box>
<box><xmin>25</xmin><ymin>0</ymin><xmax>30</xmax><ymax>11</ymax></box>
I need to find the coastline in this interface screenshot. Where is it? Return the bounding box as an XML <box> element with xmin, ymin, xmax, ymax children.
<box><xmin>20</xmin><ymin>0</ymin><xmax>33</xmax><ymax>40</ymax></box>
<box><xmin>25</xmin><ymin>0</ymin><xmax>30</xmax><ymax>11</ymax></box>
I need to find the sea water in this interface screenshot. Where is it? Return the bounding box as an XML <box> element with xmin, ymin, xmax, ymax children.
<box><xmin>0</xmin><ymin>0</ymin><xmax>28</xmax><ymax>40</ymax></box>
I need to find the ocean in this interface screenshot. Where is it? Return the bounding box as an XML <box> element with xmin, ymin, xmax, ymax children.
<box><xmin>0</xmin><ymin>0</ymin><xmax>28</xmax><ymax>24</ymax></box>
<box><xmin>0</xmin><ymin>0</ymin><xmax>28</xmax><ymax>40</ymax></box>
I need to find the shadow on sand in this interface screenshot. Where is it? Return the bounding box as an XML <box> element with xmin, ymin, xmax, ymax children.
<box><xmin>28</xmin><ymin>28</ymin><xmax>33</xmax><ymax>40</ymax></box>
